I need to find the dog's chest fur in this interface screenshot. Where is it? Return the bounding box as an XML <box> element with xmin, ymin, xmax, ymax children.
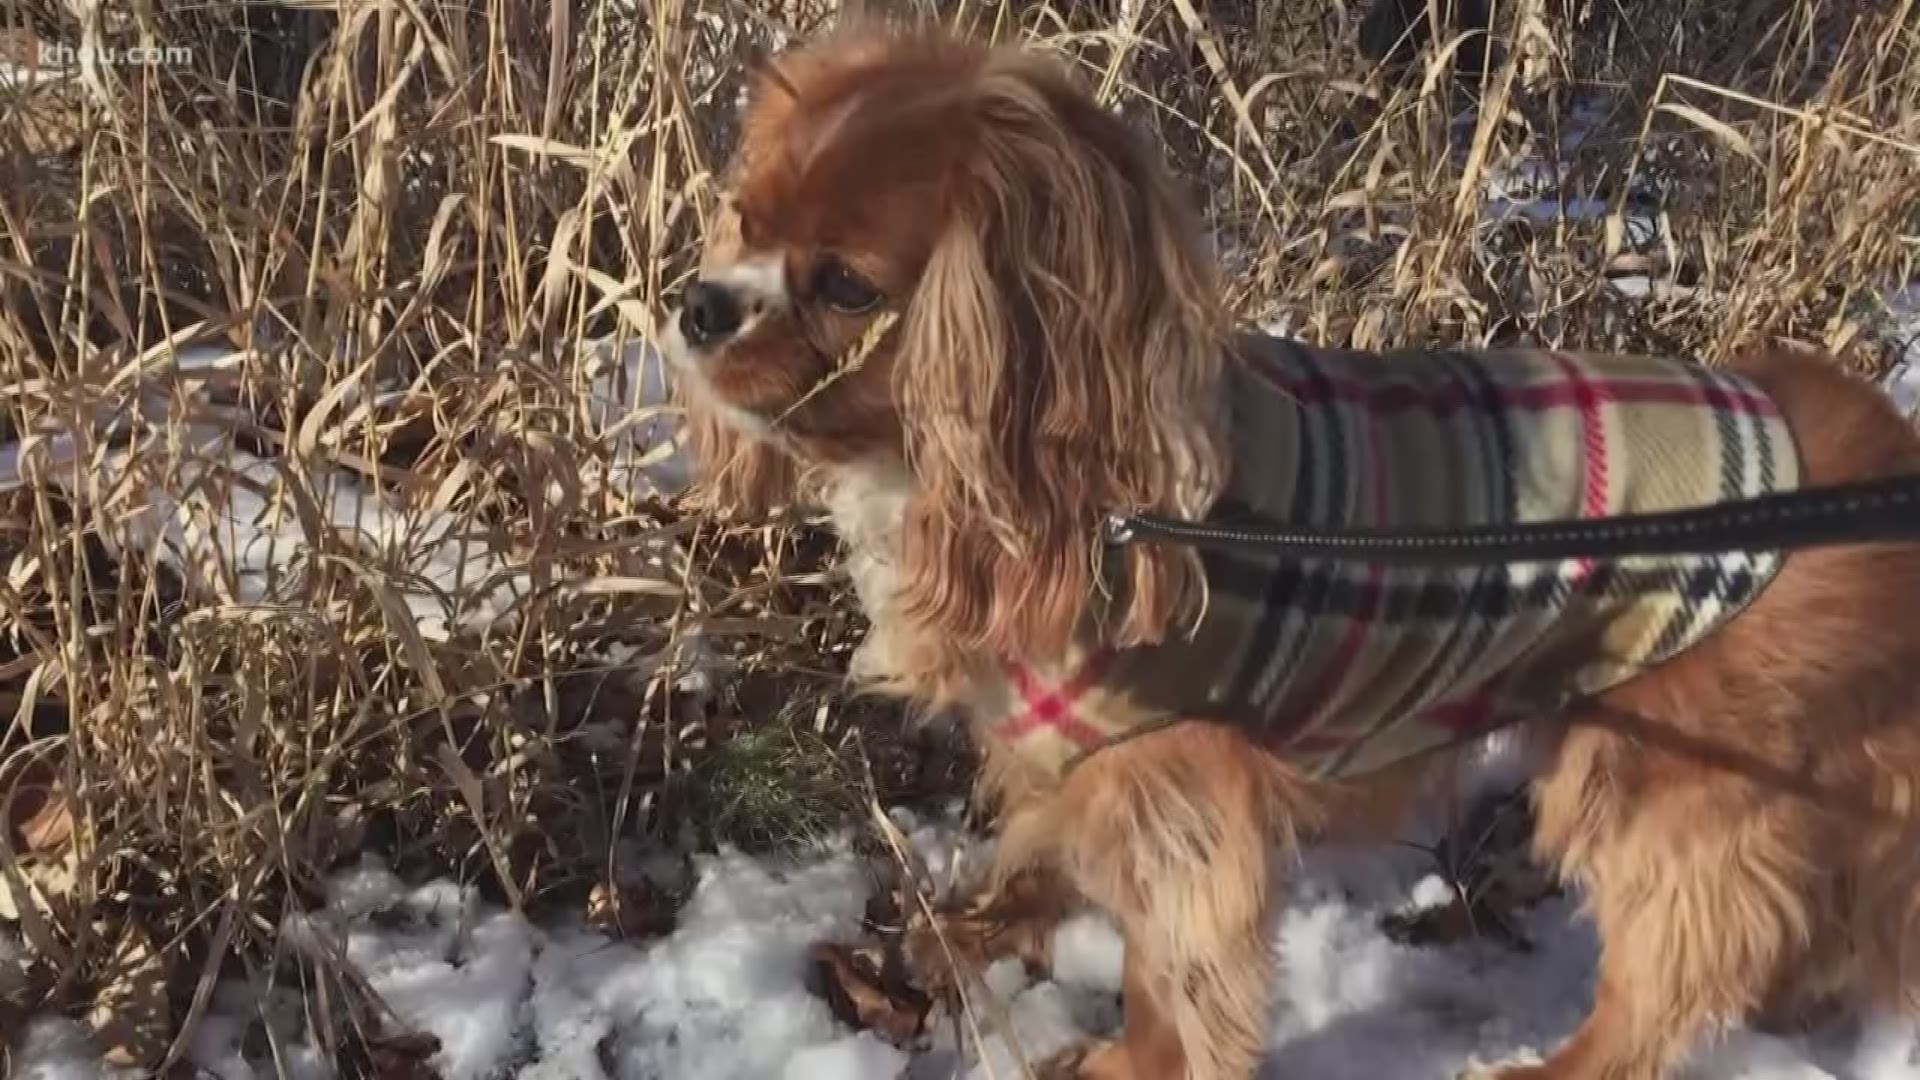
<box><xmin>823</xmin><ymin>460</ymin><xmax>1049</xmax><ymax>742</ymax></box>
<box><xmin>824</xmin><ymin>460</ymin><xmax>918</xmax><ymax>689</ymax></box>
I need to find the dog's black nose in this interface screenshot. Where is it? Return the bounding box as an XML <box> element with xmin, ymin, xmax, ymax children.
<box><xmin>680</xmin><ymin>280</ymin><xmax>744</xmax><ymax>346</ymax></box>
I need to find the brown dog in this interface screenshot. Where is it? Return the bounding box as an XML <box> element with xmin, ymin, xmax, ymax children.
<box><xmin>662</xmin><ymin>27</ymin><xmax>1920</xmax><ymax>1080</ymax></box>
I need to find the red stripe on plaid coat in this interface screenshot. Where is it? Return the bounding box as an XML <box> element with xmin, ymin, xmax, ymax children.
<box><xmin>985</xmin><ymin>338</ymin><xmax>1802</xmax><ymax>781</ymax></box>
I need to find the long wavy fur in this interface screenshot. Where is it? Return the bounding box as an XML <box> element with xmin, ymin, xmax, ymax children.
<box><xmin>890</xmin><ymin>48</ymin><xmax>1229</xmax><ymax>697</ymax></box>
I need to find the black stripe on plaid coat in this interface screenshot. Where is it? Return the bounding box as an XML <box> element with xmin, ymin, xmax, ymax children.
<box><xmin>978</xmin><ymin>335</ymin><xmax>1804</xmax><ymax>782</ymax></box>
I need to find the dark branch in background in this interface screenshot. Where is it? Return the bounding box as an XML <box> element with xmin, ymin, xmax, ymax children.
<box><xmin>1357</xmin><ymin>0</ymin><xmax>1496</xmax><ymax>80</ymax></box>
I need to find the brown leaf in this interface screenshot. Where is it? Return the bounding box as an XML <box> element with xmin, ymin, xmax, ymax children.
<box><xmin>18</xmin><ymin>784</ymin><xmax>73</xmax><ymax>854</ymax></box>
<box><xmin>585</xmin><ymin>881</ymin><xmax>678</xmax><ymax>941</ymax></box>
<box><xmin>0</xmin><ymin>845</ymin><xmax>77</xmax><ymax>942</ymax></box>
<box><xmin>5</xmin><ymin>759</ymin><xmax>73</xmax><ymax>853</ymax></box>
<box><xmin>809</xmin><ymin>941</ymin><xmax>930</xmax><ymax>1047</ymax></box>
<box><xmin>89</xmin><ymin>922</ymin><xmax>174</xmax><ymax>1069</ymax></box>
<box><xmin>367</xmin><ymin>1032</ymin><xmax>442</xmax><ymax>1080</ymax></box>
<box><xmin>1379</xmin><ymin>789</ymin><xmax>1560</xmax><ymax>952</ymax></box>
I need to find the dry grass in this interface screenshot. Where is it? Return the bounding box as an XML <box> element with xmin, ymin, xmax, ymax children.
<box><xmin>1</xmin><ymin>0</ymin><xmax>1916</xmax><ymax>1068</ymax></box>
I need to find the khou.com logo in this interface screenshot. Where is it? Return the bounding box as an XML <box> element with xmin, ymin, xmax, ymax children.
<box><xmin>39</xmin><ymin>40</ymin><xmax>194</xmax><ymax>68</ymax></box>
<box><xmin>0</xmin><ymin>27</ymin><xmax>191</xmax><ymax>77</ymax></box>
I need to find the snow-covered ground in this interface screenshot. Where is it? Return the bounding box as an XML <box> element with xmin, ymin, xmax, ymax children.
<box><xmin>14</xmin><ymin>795</ymin><xmax>1920</xmax><ymax>1080</ymax></box>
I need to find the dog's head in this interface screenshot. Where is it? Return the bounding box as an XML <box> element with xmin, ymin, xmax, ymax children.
<box><xmin>665</xmin><ymin>28</ymin><xmax>1229</xmax><ymax>682</ymax></box>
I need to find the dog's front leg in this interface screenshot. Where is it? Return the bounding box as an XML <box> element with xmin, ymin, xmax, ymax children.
<box><xmin>1045</xmin><ymin>937</ymin><xmax>1191</xmax><ymax>1080</ymax></box>
<box><xmin>1030</xmin><ymin>720</ymin><xmax>1303</xmax><ymax>1080</ymax></box>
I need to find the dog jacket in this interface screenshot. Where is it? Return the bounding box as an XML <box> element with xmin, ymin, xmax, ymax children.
<box><xmin>983</xmin><ymin>336</ymin><xmax>1803</xmax><ymax>781</ymax></box>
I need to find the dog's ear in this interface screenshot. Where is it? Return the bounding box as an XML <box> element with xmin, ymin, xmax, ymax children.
<box><xmin>890</xmin><ymin>50</ymin><xmax>1227</xmax><ymax>684</ymax></box>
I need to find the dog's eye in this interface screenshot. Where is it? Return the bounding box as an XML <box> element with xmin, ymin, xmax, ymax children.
<box><xmin>813</xmin><ymin>258</ymin><xmax>883</xmax><ymax>315</ymax></box>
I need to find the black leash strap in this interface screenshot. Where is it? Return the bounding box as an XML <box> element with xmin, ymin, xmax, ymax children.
<box><xmin>1104</xmin><ymin>472</ymin><xmax>1920</xmax><ymax>565</ymax></box>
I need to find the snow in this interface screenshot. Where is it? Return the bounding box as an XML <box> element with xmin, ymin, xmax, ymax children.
<box><xmin>782</xmin><ymin>1036</ymin><xmax>912</xmax><ymax>1080</ymax></box>
<box><xmin>270</xmin><ymin>839</ymin><xmax>886</xmax><ymax>1080</ymax></box>
<box><xmin>0</xmin><ymin>63</ymin><xmax>64</xmax><ymax>90</ymax></box>
<box><xmin>181</xmin><ymin>982</ymin><xmax>332</xmax><ymax>1080</ymax></box>
<box><xmin>1264</xmin><ymin>869</ymin><xmax>1596</xmax><ymax>1078</ymax></box>
<box><xmin>956</xmin><ymin>978</ymin><xmax>1099</xmax><ymax>1080</ymax></box>
<box><xmin>1477</xmin><ymin>91</ymin><xmax>1650</xmax><ymax>236</ymax></box>
<box><xmin>0</xmin><ymin>336</ymin><xmax>692</xmax><ymax>643</ymax></box>
<box><xmin>315</xmin><ymin>875</ymin><xmax>538</xmax><ymax>1080</ymax></box>
<box><xmin>15</xmin><ymin>797</ymin><xmax>1918</xmax><ymax>1080</ymax></box>
<box><xmin>1877</xmin><ymin>285</ymin><xmax>1920</xmax><ymax>419</ymax></box>
<box><xmin>8</xmin><ymin>1018</ymin><xmax>137</xmax><ymax>1080</ymax></box>
<box><xmin>1048</xmin><ymin>913</ymin><xmax>1126</xmax><ymax>993</ymax></box>
<box><xmin>579</xmin><ymin>335</ymin><xmax>697</xmax><ymax>499</ymax></box>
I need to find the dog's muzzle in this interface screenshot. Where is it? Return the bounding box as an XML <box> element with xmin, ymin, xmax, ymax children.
<box><xmin>678</xmin><ymin>279</ymin><xmax>744</xmax><ymax>348</ymax></box>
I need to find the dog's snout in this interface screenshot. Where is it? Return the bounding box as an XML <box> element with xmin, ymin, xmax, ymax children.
<box><xmin>680</xmin><ymin>280</ymin><xmax>744</xmax><ymax>346</ymax></box>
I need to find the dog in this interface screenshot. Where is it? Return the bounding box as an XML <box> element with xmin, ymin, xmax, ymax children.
<box><xmin>661</xmin><ymin>27</ymin><xmax>1920</xmax><ymax>1080</ymax></box>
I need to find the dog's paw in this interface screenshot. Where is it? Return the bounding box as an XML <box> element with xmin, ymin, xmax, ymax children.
<box><xmin>899</xmin><ymin>880</ymin><xmax>1062</xmax><ymax>999</ymax></box>
<box><xmin>899</xmin><ymin>905</ymin><xmax>1001</xmax><ymax>1003</ymax></box>
<box><xmin>808</xmin><ymin>940</ymin><xmax>932</xmax><ymax>1046</ymax></box>
<box><xmin>1032</xmin><ymin>1039</ymin><xmax>1110</xmax><ymax>1080</ymax></box>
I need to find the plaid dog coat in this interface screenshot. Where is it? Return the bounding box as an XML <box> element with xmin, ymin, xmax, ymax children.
<box><xmin>983</xmin><ymin>337</ymin><xmax>1803</xmax><ymax>781</ymax></box>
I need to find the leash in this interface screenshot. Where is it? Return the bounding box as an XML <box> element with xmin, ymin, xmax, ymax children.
<box><xmin>1083</xmin><ymin>471</ymin><xmax>1920</xmax><ymax>783</ymax></box>
<box><xmin>1103</xmin><ymin>472</ymin><xmax>1920</xmax><ymax>564</ymax></box>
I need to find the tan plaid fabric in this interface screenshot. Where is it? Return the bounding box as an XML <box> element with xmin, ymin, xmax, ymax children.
<box><xmin>987</xmin><ymin>337</ymin><xmax>1803</xmax><ymax>781</ymax></box>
